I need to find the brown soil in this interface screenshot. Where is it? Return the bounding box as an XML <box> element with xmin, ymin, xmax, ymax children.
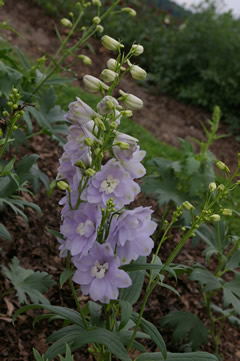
<box><xmin>0</xmin><ymin>1</ymin><xmax>240</xmax><ymax>360</ymax></box>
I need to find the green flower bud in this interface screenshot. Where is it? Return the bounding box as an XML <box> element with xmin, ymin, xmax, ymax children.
<box><xmin>121</xmin><ymin>7</ymin><xmax>136</xmax><ymax>16</ymax></box>
<box><xmin>13</xmin><ymin>104</ymin><xmax>18</xmax><ymax>110</ymax></box>
<box><xmin>94</xmin><ymin>117</ymin><xmax>106</xmax><ymax>131</ymax></box>
<box><xmin>61</xmin><ymin>18</ymin><xmax>72</xmax><ymax>27</ymax></box>
<box><xmin>101</xmin><ymin>69</ymin><xmax>118</xmax><ymax>83</ymax></box>
<box><xmin>109</xmin><ymin>121</ymin><xmax>118</xmax><ymax>129</ymax></box>
<box><xmin>96</xmin><ymin>25</ymin><xmax>104</xmax><ymax>33</ymax></box>
<box><xmin>131</xmin><ymin>44</ymin><xmax>144</xmax><ymax>56</ymax></box>
<box><xmin>57</xmin><ymin>181</ymin><xmax>70</xmax><ymax>191</ymax></box>
<box><xmin>74</xmin><ymin>160</ymin><xmax>86</xmax><ymax>169</ymax></box>
<box><xmin>209</xmin><ymin>182</ymin><xmax>216</xmax><ymax>192</ymax></box>
<box><xmin>121</xmin><ymin>110</ymin><xmax>133</xmax><ymax>117</ymax></box>
<box><xmin>92</xmin><ymin>0</ymin><xmax>101</xmax><ymax>6</ymax></box>
<box><xmin>119</xmin><ymin>90</ymin><xmax>143</xmax><ymax>110</ymax></box>
<box><xmin>78</xmin><ymin>55</ymin><xmax>92</xmax><ymax>65</ymax></box>
<box><xmin>221</xmin><ymin>208</ymin><xmax>232</xmax><ymax>216</ymax></box>
<box><xmin>209</xmin><ymin>214</ymin><xmax>221</xmax><ymax>222</ymax></box>
<box><xmin>85</xmin><ymin>168</ymin><xmax>96</xmax><ymax>177</ymax></box>
<box><xmin>101</xmin><ymin>35</ymin><xmax>124</xmax><ymax>51</ymax></box>
<box><xmin>93</xmin><ymin>16</ymin><xmax>101</xmax><ymax>24</ymax></box>
<box><xmin>83</xmin><ymin>75</ymin><xmax>109</xmax><ymax>93</ymax></box>
<box><xmin>216</xmin><ymin>160</ymin><xmax>230</xmax><ymax>173</ymax></box>
<box><xmin>114</xmin><ymin>141</ymin><xmax>130</xmax><ymax>150</ymax></box>
<box><xmin>217</xmin><ymin>184</ymin><xmax>225</xmax><ymax>192</ymax></box>
<box><xmin>2</xmin><ymin>110</ymin><xmax>9</xmax><ymax>117</ymax></box>
<box><xmin>182</xmin><ymin>201</ymin><xmax>195</xmax><ymax>211</ymax></box>
<box><xmin>84</xmin><ymin>137</ymin><xmax>94</xmax><ymax>146</ymax></box>
<box><xmin>128</xmin><ymin>62</ymin><xmax>147</xmax><ymax>80</ymax></box>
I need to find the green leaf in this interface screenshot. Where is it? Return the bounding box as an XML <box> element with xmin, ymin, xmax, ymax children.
<box><xmin>189</xmin><ymin>266</ymin><xmax>222</xmax><ymax>292</ymax></box>
<box><xmin>58</xmin><ymin>344</ymin><xmax>74</xmax><ymax>361</ymax></box>
<box><xmin>136</xmin><ymin>351</ymin><xmax>218</xmax><ymax>361</ymax></box>
<box><xmin>14</xmin><ymin>46</ymin><xmax>30</xmax><ymax>70</ymax></box>
<box><xmin>60</xmin><ymin>269</ymin><xmax>74</xmax><ymax>288</ymax></box>
<box><xmin>160</xmin><ymin>311</ymin><xmax>208</xmax><ymax>350</ymax></box>
<box><xmin>223</xmin><ymin>274</ymin><xmax>240</xmax><ymax>314</ymax></box>
<box><xmin>119</xmin><ymin>256</ymin><xmax>145</xmax><ymax>304</ymax></box>
<box><xmin>118</xmin><ymin>300</ymin><xmax>132</xmax><ymax>331</ymax></box>
<box><xmin>226</xmin><ymin>250</ymin><xmax>240</xmax><ymax>270</ymax></box>
<box><xmin>88</xmin><ymin>301</ymin><xmax>103</xmax><ymax>326</ymax></box>
<box><xmin>0</xmin><ymin>223</ymin><xmax>11</xmax><ymax>241</ymax></box>
<box><xmin>47</xmin><ymin>228</ymin><xmax>64</xmax><ymax>240</ymax></box>
<box><xmin>33</xmin><ymin>348</ymin><xmax>48</xmax><ymax>361</ymax></box>
<box><xmin>1</xmin><ymin>257</ymin><xmax>55</xmax><ymax>304</ymax></box>
<box><xmin>1</xmin><ymin>157</ymin><xmax>16</xmax><ymax>175</ymax></box>
<box><xmin>131</xmin><ymin>312</ymin><xmax>167</xmax><ymax>359</ymax></box>
<box><xmin>45</xmin><ymin>328</ymin><xmax>131</xmax><ymax>361</ymax></box>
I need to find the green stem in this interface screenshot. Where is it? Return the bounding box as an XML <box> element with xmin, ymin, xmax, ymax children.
<box><xmin>66</xmin><ymin>252</ymin><xmax>89</xmax><ymax>329</ymax></box>
<box><xmin>0</xmin><ymin>117</ymin><xmax>17</xmax><ymax>158</ymax></box>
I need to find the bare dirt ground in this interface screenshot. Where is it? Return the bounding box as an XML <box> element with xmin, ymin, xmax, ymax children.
<box><xmin>0</xmin><ymin>1</ymin><xmax>240</xmax><ymax>360</ymax></box>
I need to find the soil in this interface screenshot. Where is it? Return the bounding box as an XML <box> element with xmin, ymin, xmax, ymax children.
<box><xmin>0</xmin><ymin>1</ymin><xmax>240</xmax><ymax>360</ymax></box>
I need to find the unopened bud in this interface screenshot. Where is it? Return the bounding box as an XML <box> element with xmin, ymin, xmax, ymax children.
<box><xmin>131</xmin><ymin>44</ymin><xmax>144</xmax><ymax>56</ymax></box>
<box><xmin>209</xmin><ymin>182</ymin><xmax>216</xmax><ymax>192</ymax></box>
<box><xmin>216</xmin><ymin>161</ymin><xmax>230</xmax><ymax>173</ymax></box>
<box><xmin>121</xmin><ymin>110</ymin><xmax>133</xmax><ymax>117</ymax></box>
<box><xmin>85</xmin><ymin>168</ymin><xmax>96</xmax><ymax>177</ymax></box>
<box><xmin>96</xmin><ymin>25</ymin><xmax>104</xmax><ymax>33</ymax></box>
<box><xmin>101</xmin><ymin>69</ymin><xmax>118</xmax><ymax>83</ymax></box>
<box><xmin>69</xmin><ymin>12</ymin><xmax>74</xmax><ymax>17</ymax></box>
<box><xmin>74</xmin><ymin>160</ymin><xmax>86</xmax><ymax>169</ymax></box>
<box><xmin>84</xmin><ymin>137</ymin><xmax>94</xmax><ymax>146</ymax></box>
<box><xmin>93</xmin><ymin>16</ymin><xmax>101</xmax><ymax>24</ymax></box>
<box><xmin>129</xmin><ymin>63</ymin><xmax>147</xmax><ymax>80</ymax></box>
<box><xmin>221</xmin><ymin>208</ymin><xmax>232</xmax><ymax>216</ymax></box>
<box><xmin>94</xmin><ymin>147</ymin><xmax>101</xmax><ymax>156</ymax></box>
<box><xmin>109</xmin><ymin>121</ymin><xmax>118</xmax><ymax>129</ymax></box>
<box><xmin>83</xmin><ymin>75</ymin><xmax>109</xmax><ymax>93</ymax></box>
<box><xmin>182</xmin><ymin>201</ymin><xmax>195</xmax><ymax>211</ymax></box>
<box><xmin>101</xmin><ymin>35</ymin><xmax>124</xmax><ymax>51</ymax></box>
<box><xmin>61</xmin><ymin>18</ymin><xmax>72</xmax><ymax>27</ymax></box>
<box><xmin>94</xmin><ymin>117</ymin><xmax>106</xmax><ymax>131</ymax></box>
<box><xmin>107</xmin><ymin>58</ymin><xmax>125</xmax><ymax>72</ymax></box>
<box><xmin>209</xmin><ymin>214</ymin><xmax>220</xmax><ymax>222</ymax></box>
<box><xmin>217</xmin><ymin>184</ymin><xmax>225</xmax><ymax>192</ymax></box>
<box><xmin>119</xmin><ymin>89</ymin><xmax>143</xmax><ymax>110</ymax></box>
<box><xmin>114</xmin><ymin>141</ymin><xmax>129</xmax><ymax>150</ymax></box>
<box><xmin>2</xmin><ymin>110</ymin><xmax>9</xmax><ymax>117</ymax></box>
<box><xmin>92</xmin><ymin>0</ymin><xmax>101</xmax><ymax>6</ymax></box>
<box><xmin>79</xmin><ymin>55</ymin><xmax>92</xmax><ymax>65</ymax></box>
<box><xmin>121</xmin><ymin>7</ymin><xmax>136</xmax><ymax>16</ymax></box>
<box><xmin>57</xmin><ymin>181</ymin><xmax>70</xmax><ymax>191</ymax></box>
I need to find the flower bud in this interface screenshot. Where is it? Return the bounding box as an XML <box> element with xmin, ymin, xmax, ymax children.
<box><xmin>217</xmin><ymin>184</ymin><xmax>225</xmax><ymax>192</ymax></box>
<box><xmin>85</xmin><ymin>168</ymin><xmax>96</xmax><ymax>177</ymax></box>
<box><xmin>83</xmin><ymin>75</ymin><xmax>109</xmax><ymax>93</ymax></box>
<box><xmin>92</xmin><ymin>0</ymin><xmax>101</xmax><ymax>6</ymax></box>
<box><xmin>78</xmin><ymin>55</ymin><xmax>92</xmax><ymax>65</ymax></box>
<box><xmin>69</xmin><ymin>12</ymin><xmax>74</xmax><ymax>17</ymax></box>
<box><xmin>101</xmin><ymin>35</ymin><xmax>124</xmax><ymax>51</ymax></box>
<box><xmin>209</xmin><ymin>214</ymin><xmax>220</xmax><ymax>222</ymax></box>
<box><xmin>57</xmin><ymin>181</ymin><xmax>71</xmax><ymax>191</ymax></box>
<box><xmin>107</xmin><ymin>58</ymin><xmax>125</xmax><ymax>72</ymax></box>
<box><xmin>101</xmin><ymin>69</ymin><xmax>118</xmax><ymax>83</ymax></box>
<box><xmin>182</xmin><ymin>201</ymin><xmax>195</xmax><ymax>211</ymax></box>
<box><xmin>128</xmin><ymin>61</ymin><xmax>146</xmax><ymax>80</ymax></box>
<box><xmin>94</xmin><ymin>117</ymin><xmax>106</xmax><ymax>131</ymax></box>
<box><xmin>114</xmin><ymin>141</ymin><xmax>130</xmax><ymax>150</ymax></box>
<box><xmin>61</xmin><ymin>18</ymin><xmax>72</xmax><ymax>27</ymax></box>
<box><xmin>96</xmin><ymin>25</ymin><xmax>104</xmax><ymax>33</ymax></box>
<box><xmin>120</xmin><ymin>110</ymin><xmax>133</xmax><ymax>118</ymax></box>
<box><xmin>119</xmin><ymin>90</ymin><xmax>143</xmax><ymax>110</ymax></box>
<box><xmin>109</xmin><ymin>121</ymin><xmax>118</xmax><ymax>129</ymax></box>
<box><xmin>131</xmin><ymin>44</ymin><xmax>144</xmax><ymax>56</ymax></box>
<box><xmin>93</xmin><ymin>16</ymin><xmax>101</xmax><ymax>24</ymax></box>
<box><xmin>221</xmin><ymin>208</ymin><xmax>232</xmax><ymax>216</ymax></box>
<box><xmin>2</xmin><ymin>110</ymin><xmax>9</xmax><ymax>117</ymax></box>
<box><xmin>209</xmin><ymin>182</ymin><xmax>216</xmax><ymax>192</ymax></box>
<box><xmin>84</xmin><ymin>137</ymin><xmax>94</xmax><ymax>146</ymax></box>
<box><xmin>216</xmin><ymin>161</ymin><xmax>230</xmax><ymax>173</ymax></box>
<box><xmin>121</xmin><ymin>7</ymin><xmax>136</xmax><ymax>16</ymax></box>
<box><xmin>74</xmin><ymin>160</ymin><xmax>86</xmax><ymax>169</ymax></box>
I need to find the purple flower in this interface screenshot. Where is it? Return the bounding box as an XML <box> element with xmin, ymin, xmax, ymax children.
<box><xmin>120</xmin><ymin>149</ymin><xmax>146</xmax><ymax>179</ymax></box>
<box><xmin>65</xmin><ymin>97</ymin><xmax>99</xmax><ymax>125</ymax></box>
<box><xmin>72</xmin><ymin>243</ymin><xmax>132</xmax><ymax>303</ymax></box>
<box><xmin>107</xmin><ymin>207</ymin><xmax>157</xmax><ymax>264</ymax></box>
<box><xmin>113</xmin><ymin>132</ymin><xmax>139</xmax><ymax>161</ymax></box>
<box><xmin>60</xmin><ymin>203</ymin><xmax>102</xmax><ymax>257</ymax></box>
<box><xmin>59</xmin><ymin>169</ymin><xmax>83</xmax><ymax>213</ymax></box>
<box><xmin>82</xmin><ymin>159</ymin><xmax>140</xmax><ymax>209</ymax></box>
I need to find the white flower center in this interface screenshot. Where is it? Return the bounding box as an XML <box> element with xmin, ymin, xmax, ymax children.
<box><xmin>91</xmin><ymin>260</ymin><xmax>109</xmax><ymax>279</ymax></box>
<box><xmin>100</xmin><ymin>175</ymin><xmax>120</xmax><ymax>195</ymax></box>
<box><xmin>76</xmin><ymin>222</ymin><xmax>85</xmax><ymax>235</ymax></box>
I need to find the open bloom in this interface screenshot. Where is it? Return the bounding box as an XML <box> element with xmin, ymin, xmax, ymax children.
<box><xmin>65</xmin><ymin>97</ymin><xmax>99</xmax><ymax>125</ymax></box>
<box><xmin>107</xmin><ymin>207</ymin><xmax>157</xmax><ymax>264</ymax></box>
<box><xmin>60</xmin><ymin>203</ymin><xmax>102</xmax><ymax>257</ymax></box>
<box><xmin>82</xmin><ymin>158</ymin><xmax>140</xmax><ymax>209</ymax></box>
<box><xmin>72</xmin><ymin>243</ymin><xmax>132</xmax><ymax>303</ymax></box>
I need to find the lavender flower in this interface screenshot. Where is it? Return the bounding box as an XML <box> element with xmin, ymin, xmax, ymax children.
<box><xmin>65</xmin><ymin>97</ymin><xmax>99</xmax><ymax>125</ymax></box>
<box><xmin>107</xmin><ymin>207</ymin><xmax>157</xmax><ymax>264</ymax></box>
<box><xmin>72</xmin><ymin>242</ymin><xmax>132</xmax><ymax>303</ymax></box>
<box><xmin>60</xmin><ymin>203</ymin><xmax>102</xmax><ymax>257</ymax></box>
<box><xmin>82</xmin><ymin>158</ymin><xmax>140</xmax><ymax>209</ymax></box>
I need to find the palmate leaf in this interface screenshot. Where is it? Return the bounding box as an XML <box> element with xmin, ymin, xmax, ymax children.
<box><xmin>160</xmin><ymin>311</ymin><xmax>208</xmax><ymax>350</ymax></box>
<box><xmin>223</xmin><ymin>273</ymin><xmax>240</xmax><ymax>314</ymax></box>
<box><xmin>1</xmin><ymin>257</ymin><xmax>55</xmax><ymax>304</ymax></box>
<box><xmin>136</xmin><ymin>351</ymin><xmax>218</xmax><ymax>361</ymax></box>
<box><xmin>189</xmin><ymin>265</ymin><xmax>222</xmax><ymax>292</ymax></box>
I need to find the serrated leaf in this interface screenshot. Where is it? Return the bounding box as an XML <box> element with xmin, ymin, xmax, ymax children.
<box><xmin>136</xmin><ymin>351</ymin><xmax>218</xmax><ymax>361</ymax></box>
<box><xmin>189</xmin><ymin>266</ymin><xmax>222</xmax><ymax>292</ymax></box>
<box><xmin>1</xmin><ymin>257</ymin><xmax>55</xmax><ymax>304</ymax></box>
<box><xmin>131</xmin><ymin>312</ymin><xmax>167</xmax><ymax>359</ymax></box>
<box><xmin>223</xmin><ymin>274</ymin><xmax>240</xmax><ymax>314</ymax></box>
<box><xmin>0</xmin><ymin>223</ymin><xmax>11</xmax><ymax>241</ymax></box>
<box><xmin>160</xmin><ymin>311</ymin><xmax>208</xmax><ymax>350</ymax></box>
<box><xmin>119</xmin><ymin>256</ymin><xmax>145</xmax><ymax>305</ymax></box>
<box><xmin>60</xmin><ymin>269</ymin><xmax>74</xmax><ymax>288</ymax></box>
<box><xmin>226</xmin><ymin>250</ymin><xmax>240</xmax><ymax>270</ymax></box>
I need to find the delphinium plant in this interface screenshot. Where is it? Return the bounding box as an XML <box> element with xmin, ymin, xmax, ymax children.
<box><xmin>13</xmin><ymin>35</ymin><xmax>228</xmax><ymax>361</ymax></box>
